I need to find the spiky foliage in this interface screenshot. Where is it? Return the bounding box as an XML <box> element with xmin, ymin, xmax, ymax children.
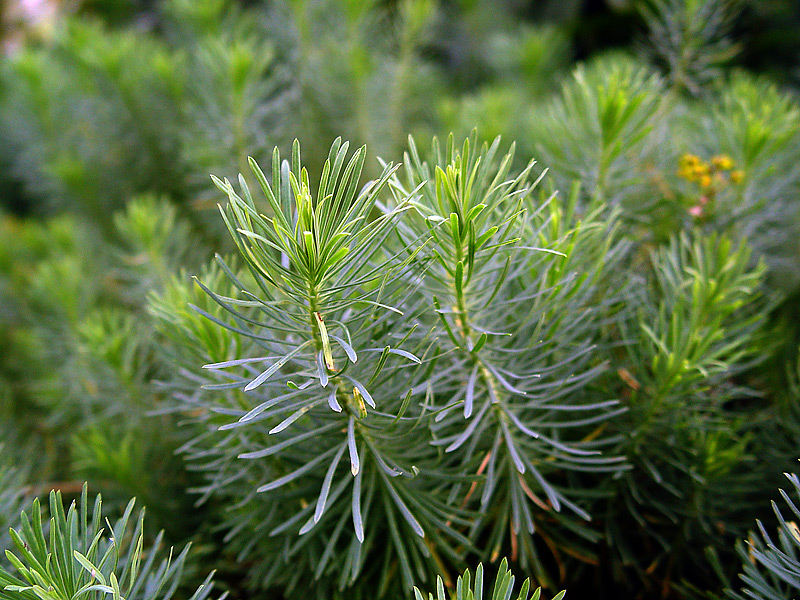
<box><xmin>439</xmin><ymin>26</ymin><xmax>570</xmax><ymax>145</ymax></box>
<box><xmin>731</xmin><ymin>471</ymin><xmax>800</xmax><ymax>600</ymax></box>
<box><xmin>0</xmin><ymin>212</ymin><xmax>104</xmax><ymax>470</ymax></box>
<box><xmin>531</xmin><ymin>54</ymin><xmax>665</xmax><ymax>211</ymax></box>
<box><xmin>151</xmin><ymin>138</ymin><xmax>454</xmax><ymax>596</ymax></box>
<box><xmin>413</xmin><ymin>558</ymin><xmax>565</xmax><ymax>600</ymax></box>
<box><xmin>0</xmin><ymin>486</ymin><xmax>222</xmax><ymax>600</ymax></box>
<box><xmin>0</xmin><ymin>0</ymin><xmax>447</xmax><ymax>224</ymax></box>
<box><xmin>0</xmin><ymin>19</ymin><xmax>183</xmax><ymax>224</ymax></box>
<box><xmin>151</xmin><ymin>134</ymin><xmax>633</xmax><ymax>596</ymax></box>
<box><xmin>600</xmin><ymin>232</ymin><xmax>774</xmax><ymax>594</ymax></box>
<box><xmin>0</xmin><ymin>197</ymin><xmax>206</xmax><ymax>537</ymax></box>
<box><xmin>640</xmin><ymin>0</ymin><xmax>741</xmax><ymax>96</ymax></box>
<box><xmin>389</xmin><ymin>133</ymin><xmax>628</xmax><ymax>583</ymax></box>
<box><xmin>281</xmin><ymin>0</ymin><xmax>441</xmax><ymax>169</ymax></box>
<box><xmin>690</xmin><ymin>72</ymin><xmax>800</xmax><ymax>293</ymax></box>
<box><xmin>482</xmin><ymin>25</ymin><xmax>571</xmax><ymax>94</ymax></box>
<box><xmin>438</xmin><ymin>25</ymin><xmax>571</xmax><ymax>164</ymax></box>
<box><xmin>112</xmin><ymin>195</ymin><xmax>200</xmax><ymax>304</ymax></box>
<box><xmin>0</xmin><ymin>197</ymin><xmax>193</xmax><ymax>432</ymax></box>
<box><xmin>160</xmin><ymin>0</ymin><xmax>292</xmax><ymax>232</ymax></box>
<box><xmin>3</xmin><ymin>2</ymin><xmax>800</xmax><ymax>598</ymax></box>
<box><xmin>0</xmin><ymin>452</ymin><xmax>28</xmax><ymax>557</ymax></box>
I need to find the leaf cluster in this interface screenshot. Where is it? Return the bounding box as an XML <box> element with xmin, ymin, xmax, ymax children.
<box><xmin>0</xmin><ymin>454</ymin><xmax>28</xmax><ymax>558</ymax></box>
<box><xmin>0</xmin><ymin>486</ymin><xmax>222</xmax><ymax>600</ymax></box>
<box><xmin>413</xmin><ymin>559</ymin><xmax>564</xmax><ymax>600</ymax></box>
<box><xmin>2</xmin><ymin>3</ymin><xmax>800</xmax><ymax>599</ymax></box>
<box><xmin>640</xmin><ymin>0</ymin><xmax>742</xmax><ymax>96</ymax></box>
<box><xmin>0</xmin><ymin>197</ymin><xmax>210</xmax><ymax>541</ymax></box>
<box><xmin>148</xmin><ymin>132</ymin><xmax>635</xmax><ymax>598</ymax></box>
<box><xmin>732</xmin><ymin>472</ymin><xmax>800</xmax><ymax>600</ymax></box>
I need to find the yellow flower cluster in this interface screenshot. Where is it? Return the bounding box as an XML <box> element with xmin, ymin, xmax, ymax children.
<box><xmin>677</xmin><ymin>153</ymin><xmax>744</xmax><ymax>189</ymax></box>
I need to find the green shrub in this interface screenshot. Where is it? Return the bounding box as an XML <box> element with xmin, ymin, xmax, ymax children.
<box><xmin>413</xmin><ymin>559</ymin><xmax>564</xmax><ymax>600</ymax></box>
<box><xmin>2</xmin><ymin>2</ymin><xmax>800</xmax><ymax>599</ymax></box>
<box><xmin>0</xmin><ymin>455</ymin><xmax>27</xmax><ymax>558</ymax></box>
<box><xmin>147</xmin><ymin>134</ymin><xmax>630</xmax><ymax>596</ymax></box>
<box><xmin>0</xmin><ymin>486</ymin><xmax>221</xmax><ymax>600</ymax></box>
<box><xmin>733</xmin><ymin>471</ymin><xmax>800</xmax><ymax>600</ymax></box>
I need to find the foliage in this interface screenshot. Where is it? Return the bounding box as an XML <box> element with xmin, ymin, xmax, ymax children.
<box><xmin>147</xmin><ymin>134</ymin><xmax>632</xmax><ymax>596</ymax></box>
<box><xmin>413</xmin><ymin>559</ymin><xmax>564</xmax><ymax>600</ymax></box>
<box><xmin>2</xmin><ymin>2</ymin><xmax>800</xmax><ymax>600</ymax></box>
<box><xmin>0</xmin><ymin>486</ymin><xmax>222</xmax><ymax>600</ymax></box>
<box><xmin>598</xmin><ymin>231</ymin><xmax>776</xmax><ymax>594</ymax></box>
<box><xmin>390</xmin><ymin>134</ymin><xmax>629</xmax><ymax>581</ymax></box>
<box><xmin>0</xmin><ymin>19</ymin><xmax>183</xmax><ymax>225</ymax></box>
<box><xmin>732</xmin><ymin>471</ymin><xmax>800</xmax><ymax>600</ymax></box>
<box><xmin>0</xmin><ymin>453</ymin><xmax>28</xmax><ymax>557</ymax></box>
<box><xmin>0</xmin><ymin>197</ymin><xmax>206</xmax><ymax>538</ymax></box>
<box><xmin>160</xmin><ymin>0</ymin><xmax>293</xmax><ymax>234</ymax></box>
<box><xmin>640</xmin><ymin>0</ymin><xmax>741</xmax><ymax>96</ymax></box>
<box><xmin>695</xmin><ymin>72</ymin><xmax>800</xmax><ymax>293</ymax></box>
<box><xmin>531</xmin><ymin>53</ymin><xmax>665</xmax><ymax>208</ymax></box>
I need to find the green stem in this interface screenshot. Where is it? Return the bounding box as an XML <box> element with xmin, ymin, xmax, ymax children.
<box><xmin>308</xmin><ymin>283</ymin><xmax>365</xmax><ymax>419</ymax></box>
<box><xmin>450</xmin><ymin>254</ymin><xmax>502</xmax><ymax>407</ymax></box>
<box><xmin>308</xmin><ymin>283</ymin><xmax>323</xmax><ymax>351</ymax></box>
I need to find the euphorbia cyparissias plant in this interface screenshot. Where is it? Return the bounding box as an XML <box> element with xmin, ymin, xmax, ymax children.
<box><xmin>163</xmin><ymin>134</ymin><xmax>628</xmax><ymax>595</ymax></box>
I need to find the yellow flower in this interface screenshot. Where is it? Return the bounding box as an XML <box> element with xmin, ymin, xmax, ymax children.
<box><xmin>699</xmin><ymin>174</ymin><xmax>713</xmax><ymax>188</ymax></box>
<box><xmin>711</xmin><ymin>155</ymin><xmax>734</xmax><ymax>171</ymax></box>
<box><xmin>680</xmin><ymin>153</ymin><xmax>701</xmax><ymax>168</ymax></box>
<box><xmin>730</xmin><ymin>170</ymin><xmax>745</xmax><ymax>184</ymax></box>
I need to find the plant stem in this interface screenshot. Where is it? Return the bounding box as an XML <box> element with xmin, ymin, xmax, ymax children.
<box><xmin>450</xmin><ymin>252</ymin><xmax>502</xmax><ymax>407</ymax></box>
<box><xmin>308</xmin><ymin>282</ymin><xmax>363</xmax><ymax>420</ymax></box>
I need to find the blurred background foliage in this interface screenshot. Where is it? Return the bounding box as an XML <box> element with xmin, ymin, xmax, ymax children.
<box><xmin>0</xmin><ymin>0</ymin><xmax>799</xmax><ymax>599</ymax></box>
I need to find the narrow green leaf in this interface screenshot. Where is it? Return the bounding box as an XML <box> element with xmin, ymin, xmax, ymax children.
<box><xmin>352</xmin><ymin>460</ymin><xmax>364</xmax><ymax>543</ymax></box>
<box><xmin>472</xmin><ymin>333</ymin><xmax>487</xmax><ymax>354</ymax></box>
<box><xmin>257</xmin><ymin>446</ymin><xmax>338</xmax><ymax>492</ymax></box>
<box><xmin>345</xmin><ymin>376</ymin><xmax>376</xmax><ymax>409</ymax></box>
<box><xmin>517</xmin><ymin>579</ymin><xmax>531</xmax><ymax>600</ymax></box>
<box><xmin>73</xmin><ymin>552</ymin><xmax>106</xmax><ymax>586</ymax></box>
<box><xmin>328</xmin><ymin>388</ymin><xmax>342</xmax><ymax>412</ymax></box>
<box><xmin>348</xmin><ymin>417</ymin><xmax>360</xmax><ymax>476</ymax></box>
<box><xmin>316</xmin><ymin>351</ymin><xmax>329</xmax><ymax>387</ymax></box>
<box><xmin>303</xmin><ymin>230</ymin><xmax>316</xmax><ymax>266</ymax></box>
<box><xmin>314</xmin><ymin>443</ymin><xmax>347</xmax><ymax>523</ymax></box>
<box><xmin>244</xmin><ymin>340</ymin><xmax>313</xmax><ymax>391</ymax></box>
<box><xmin>248</xmin><ymin>157</ymin><xmax>290</xmax><ymax>231</ymax></box>
<box><xmin>475</xmin><ymin>226</ymin><xmax>498</xmax><ymax>249</ymax></box>
<box><xmin>455</xmin><ymin>260</ymin><xmax>464</xmax><ymax>301</ymax></box>
<box><xmin>391</xmin><ymin>389</ymin><xmax>414</xmax><ymax>426</ymax></box>
<box><xmin>467</xmin><ymin>221</ymin><xmax>476</xmax><ymax>283</ymax></box>
<box><xmin>315</xmin><ymin>312</ymin><xmax>335</xmax><ymax>371</ymax></box>
<box><xmin>381</xmin><ymin>475</ymin><xmax>424</xmax><ymax>538</ymax></box>
<box><xmin>367</xmin><ymin>346</ymin><xmax>391</xmax><ymax>387</ymax></box>
<box><xmin>450</xmin><ymin>212</ymin><xmax>461</xmax><ymax>243</ymax></box>
<box><xmin>465</xmin><ymin>363</ymin><xmax>478</xmax><ymax>418</ymax></box>
<box><xmin>269</xmin><ymin>403</ymin><xmax>315</xmax><ymax>435</ymax></box>
<box><xmin>386</xmin><ymin>348</ymin><xmax>421</xmax><ymax>364</ymax></box>
<box><xmin>331</xmin><ymin>335</ymin><xmax>358</xmax><ymax>363</ymax></box>
<box><xmin>466</xmin><ymin>203</ymin><xmax>486</xmax><ymax>222</ymax></box>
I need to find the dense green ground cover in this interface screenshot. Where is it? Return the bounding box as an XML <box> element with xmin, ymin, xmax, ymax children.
<box><xmin>1</xmin><ymin>1</ymin><xmax>799</xmax><ymax>599</ymax></box>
